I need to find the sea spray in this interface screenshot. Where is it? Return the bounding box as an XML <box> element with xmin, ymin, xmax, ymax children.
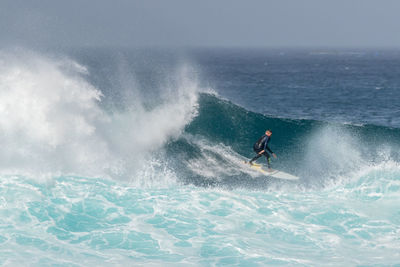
<box><xmin>0</xmin><ymin>50</ymin><xmax>199</xmax><ymax>181</ymax></box>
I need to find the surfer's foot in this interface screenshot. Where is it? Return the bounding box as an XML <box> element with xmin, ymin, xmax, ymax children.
<box><xmin>267</xmin><ymin>168</ymin><xmax>272</xmax><ymax>172</ymax></box>
<box><xmin>248</xmin><ymin>161</ymin><xmax>254</xmax><ymax>166</ymax></box>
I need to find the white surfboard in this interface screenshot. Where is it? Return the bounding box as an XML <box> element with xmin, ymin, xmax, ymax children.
<box><xmin>245</xmin><ymin>162</ymin><xmax>299</xmax><ymax>180</ymax></box>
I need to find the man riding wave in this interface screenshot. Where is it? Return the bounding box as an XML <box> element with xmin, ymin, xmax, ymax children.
<box><xmin>248</xmin><ymin>129</ymin><xmax>277</xmax><ymax>169</ymax></box>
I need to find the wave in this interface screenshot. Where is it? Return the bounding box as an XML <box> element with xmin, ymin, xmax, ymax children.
<box><xmin>0</xmin><ymin>49</ymin><xmax>399</xmax><ymax>191</ymax></box>
<box><xmin>170</xmin><ymin>93</ymin><xmax>400</xmax><ymax>188</ymax></box>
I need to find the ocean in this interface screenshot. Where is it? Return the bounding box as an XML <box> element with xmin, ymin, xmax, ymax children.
<box><xmin>0</xmin><ymin>47</ymin><xmax>399</xmax><ymax>266</ymax></box>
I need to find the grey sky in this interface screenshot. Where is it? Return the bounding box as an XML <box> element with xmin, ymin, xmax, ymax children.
<box><xmin>1</xmin><ymin>0</ymin><xmax>400</xmax><ymax>48</ymax></box>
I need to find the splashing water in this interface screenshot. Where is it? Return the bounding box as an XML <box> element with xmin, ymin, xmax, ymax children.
<box><xmin>0</xmin><ymin>50</ymin><xmax>199</xmax><ymax>181</ymax></box>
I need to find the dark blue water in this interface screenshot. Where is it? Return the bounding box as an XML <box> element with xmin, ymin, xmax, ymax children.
<box><xmin>0</xmin><ymin>47</ymin><xmax>399</xmax><ymax>266</ymax></box>
<box><xmin>191</xmin><ymin>48</ymin><xmax>400</xmax><ymax>127</ymax></box>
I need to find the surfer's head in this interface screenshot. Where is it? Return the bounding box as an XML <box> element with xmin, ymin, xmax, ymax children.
<box><xmin>266</xmin><ymin>130</ymin><xmax>272</xmax><ymax>137</ymax></box>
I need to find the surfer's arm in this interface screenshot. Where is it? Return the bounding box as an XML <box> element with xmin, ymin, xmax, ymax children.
<box><xmin>265</xmin><ymin>146</ymin><xmax>273</xmax><ymax>154</ymax></box>
<box><xmin>263</xmin><ymin>140</ymin><xmax>276</xmax><ymax>157</ymax></box>
<box><xmin>263</xmin><ymin>139</ymin><xmax>273</xmax><ymax>154</ymax></box>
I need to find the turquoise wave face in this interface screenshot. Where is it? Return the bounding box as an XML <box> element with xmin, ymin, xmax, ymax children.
<box><xmin>166</xmin><ymin>93</ymin><xmax>400</xmax><ymax>187</ymax></box>
<box><xmin>184</xmin><ymin>94</ymin><xmax>400</xmax><ymax>158</ymax></box>
<box><xmin>0</xmin><ymin>164</ymin><xmax>399</xmax><ymax>266</ymax></box>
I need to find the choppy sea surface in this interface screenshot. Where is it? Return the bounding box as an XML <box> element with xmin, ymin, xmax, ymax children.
<box><xmin>0</xmin><ymin>47</ymin><xmax>399</xmax><ymax>266</ymax></box>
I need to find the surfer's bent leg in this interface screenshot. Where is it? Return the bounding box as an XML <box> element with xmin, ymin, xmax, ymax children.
<box><xmin>265</xmin><ymin>152</ymin><xmax>271</xmax><ymax>168</ymax></box>
<box><xmin>249</xmin><ymin>153</ymin><xmax>262</xmax><ymax>164</ymax></box>
<box><xmin>249</xmin><ymin>148</ymin><xmax>263</xmax><ymax>164</ymax></box>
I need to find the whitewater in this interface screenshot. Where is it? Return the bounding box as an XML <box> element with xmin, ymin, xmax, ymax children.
<box><xmin>0</xmin><ymin>48</ymin><xmax>399</xmax><ymax>266</ymax></box>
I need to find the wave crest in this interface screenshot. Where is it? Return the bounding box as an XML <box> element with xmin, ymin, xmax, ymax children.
<box><xmin>0</xmin><ymin>50</ymin><xmax>199</xmax><ymax>180</ymax></box>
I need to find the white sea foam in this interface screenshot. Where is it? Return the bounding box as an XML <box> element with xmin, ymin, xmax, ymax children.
<box><xmin>183</xmin><ymin>135</ymin><xmax>261</xmax><ymax>181</ymax></box>
<box><xmin>0</xmin><ymin>50</ymin><xmax>199</xmax><ymax>182</ymax></box>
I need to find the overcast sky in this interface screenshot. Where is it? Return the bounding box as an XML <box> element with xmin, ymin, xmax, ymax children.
<box><xmin>1</xmin><ymin>0</ymin><xmax>400</xmax><ymax>48</ymax></box>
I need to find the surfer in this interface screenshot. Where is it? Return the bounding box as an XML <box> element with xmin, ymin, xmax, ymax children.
<box><xmin>248</xmin><ymin>129</ymin><xmax>277</xmax><ymax>169</ymax></box>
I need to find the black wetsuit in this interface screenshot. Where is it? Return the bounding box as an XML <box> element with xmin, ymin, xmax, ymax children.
<box><xmin>249</xmin><ymin>134</ymin><xmax>273</xmax><ymax>167</ymax></box>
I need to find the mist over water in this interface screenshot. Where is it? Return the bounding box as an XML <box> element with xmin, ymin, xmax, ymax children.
<box><xmin>0</xmin><ymin>48</ymin><xmax>399</xmax><ymax>266</ymax></box>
